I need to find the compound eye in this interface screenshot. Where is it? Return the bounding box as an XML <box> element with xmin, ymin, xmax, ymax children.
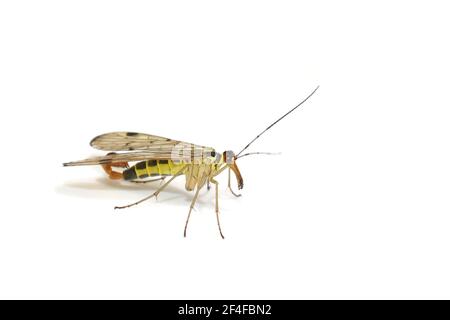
<box><xmin>210</xmin><ymin>151</ymin><xmax>216</xmax><ymax>157</ymax></box>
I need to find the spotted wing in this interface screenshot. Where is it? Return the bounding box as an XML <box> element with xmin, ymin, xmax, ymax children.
<box><xmin>63</xmin><ymin>151</ymin><xmax>172</xmax><ymax>166</ymax></box>
<box><xmin>89</xmin><ymin>132</ymin><xmax>192</xmax><ymax>151</ymax></box>
<box><xmin>63</xmin><ymin>132</ymin><xmax>215</xmax><ymax>166</ymax></box>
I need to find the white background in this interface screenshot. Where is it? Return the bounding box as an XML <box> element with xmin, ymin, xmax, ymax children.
<box><xmin>0</xmin><ymin>1</ymin><xmax>449</xmax><ymax>299</ymax></box>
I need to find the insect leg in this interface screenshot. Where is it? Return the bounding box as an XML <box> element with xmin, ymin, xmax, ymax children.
<box><xmin>115</xmin><ymin>166</ymin><xmax>186</xmax><ymax>209</ymax></box>
<box><xmin>129</xmin><ymin>177</ymin><xmax>166</xmax><ymax>184</ymax></box>
<box><xmin>183</xmin><ymin>185</ymin><xmax>202</xmax><ymax>238</ymax></box>
<box><xmin>228</xmin><ymin>168</ymin><xmax>242</xmax><ymax>197</ymax></box>
<box><xmin>210</xmin><ymin>178</ymin><xmax>225</xmax><ymax>239</ymax></box>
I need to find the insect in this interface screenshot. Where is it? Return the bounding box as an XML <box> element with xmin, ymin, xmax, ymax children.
<box><xmin>63</xmin><ymin>86</ymin><xmax>319</xmax><ymax>238</ymax></box>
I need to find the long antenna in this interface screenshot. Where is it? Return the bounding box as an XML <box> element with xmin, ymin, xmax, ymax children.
<box><xmin>236</xmin><ymin>152</ymin><xmax>281</xmax><ymax>160</ymax></box>
<box><xmin>236</xmin><ymin>85</ymin><xmax>320</xmax><ymax>157</ymax></box>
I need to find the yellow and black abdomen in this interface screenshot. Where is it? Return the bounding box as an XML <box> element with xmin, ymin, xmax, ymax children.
<box><xmin>123</xmin><ymin>160</ymin><xmax>184</xmax><ymax>181</ymax></box>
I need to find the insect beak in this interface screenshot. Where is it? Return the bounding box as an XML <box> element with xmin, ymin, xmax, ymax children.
<box><xmin>230</xmin><ymin>158</ymin><xmax>244</xmax><ymax>190</ymax></box>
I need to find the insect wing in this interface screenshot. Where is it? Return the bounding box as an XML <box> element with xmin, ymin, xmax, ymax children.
<box><xmin>63</xmin><ymin>151</ymin><xmax>171</xmax><ymax>166</ymax></box>
<box><xmin>64</xmin><ymin>132</ymin><xmax>215</xmax><ymax>166</ymax></box>
<box><xmin>90</xmin><ymin>132</ymin><xmax>185</xmax><ymax>151</ymax></box>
